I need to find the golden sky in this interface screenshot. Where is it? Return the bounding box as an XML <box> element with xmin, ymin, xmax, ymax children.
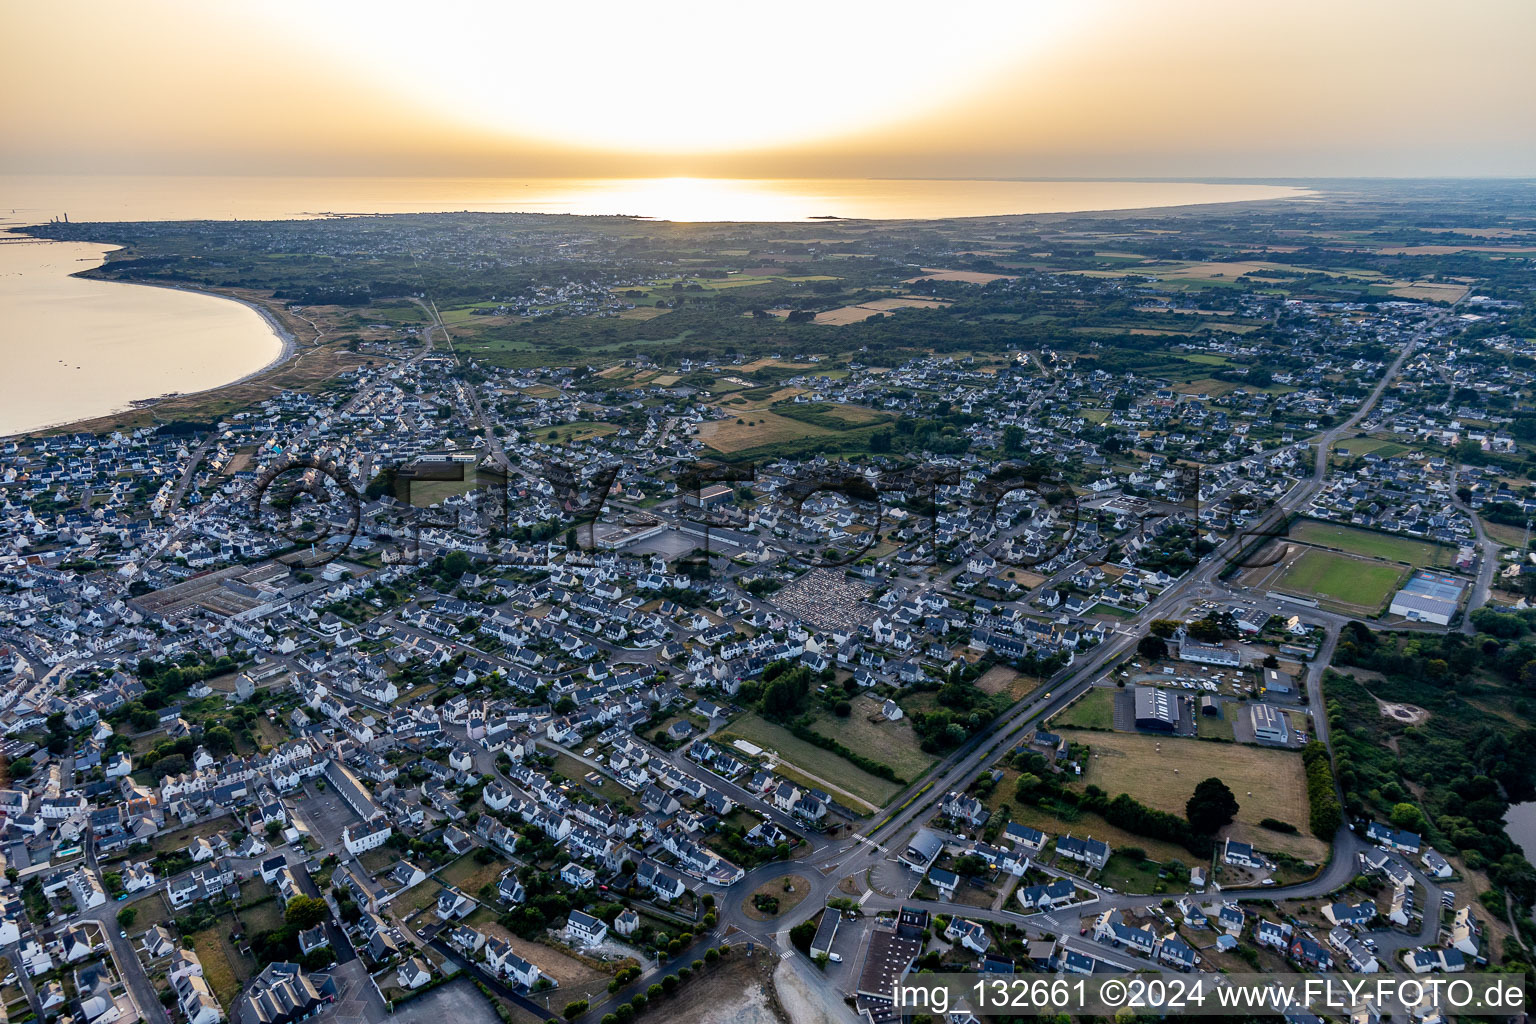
<box><xmin>4</xmin><ymin>0</ymin><xmax>1534</xmax><ymax>177</ymax></box>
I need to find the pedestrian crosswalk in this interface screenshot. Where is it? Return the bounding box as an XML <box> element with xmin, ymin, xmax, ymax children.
<box><xmin>779</xmin><ymin>949</ymin><xmax>794</xmax><ymax>961</ymax></box>
<box><xmin>848</xmin><ymin>832</ymin><xmax>887</xmax><ymax>854</ymax></box>
<box><xmin>857</xmin><ymin>889</ymin><xmax>873</xmax><ymax>906</ymax></box>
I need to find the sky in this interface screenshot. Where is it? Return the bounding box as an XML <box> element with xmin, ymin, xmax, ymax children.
<box><xmin>4</xmin><ymin>0</ymin><xmax>1534</xmax><ymax>179</ymax></box>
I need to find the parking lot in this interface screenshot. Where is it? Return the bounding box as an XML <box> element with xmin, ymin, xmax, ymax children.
<box><xmin>293</xmin><ymin>779</ymin><xmax>362</xmax><ymax>849</ymax></box>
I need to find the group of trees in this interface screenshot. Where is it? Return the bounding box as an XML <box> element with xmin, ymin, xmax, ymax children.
<box><xmin>1301</xmin><ymin>741</ymin><xmax>1343</xmax><ymax>839</ymax></box>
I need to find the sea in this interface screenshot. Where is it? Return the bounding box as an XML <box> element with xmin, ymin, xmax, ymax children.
<box><xmin>0</xmin><ymin>175</ymin><xmax>1308</xmax><ymax>436</ymax></box>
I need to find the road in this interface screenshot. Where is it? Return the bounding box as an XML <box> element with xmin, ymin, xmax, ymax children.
<box><xmin>697</xmin><ymin>308</ymin><xmax>1460</xmax><ymax>981</ymax></box>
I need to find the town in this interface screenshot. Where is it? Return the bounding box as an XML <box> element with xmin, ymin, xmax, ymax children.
<box><xmin>2</xmin><ymin>183</ymin><xmax>1535</xmax><ymax>1024</ymax></box>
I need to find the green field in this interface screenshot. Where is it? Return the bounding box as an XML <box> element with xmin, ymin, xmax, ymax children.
<box><xmin>538</xmin><ymin>421</ymin><xmax>618</xmax><ymax>444</ymax></box>
<box><xmin>1053</xmin><ymin>688</ymin><xmax>1115</xmax><ymax>730</ymax></box>
<box><xmin>1289</xmin><ymin>519</ymin><xmax>1443</xmax><ymax>566</ymax></box>
<box><xmin>1332</xmin><ymin>436</ymin><xmax>1408</xmax><ymax>459</ymax></box>
<box><xmin>806</xmin><ymin>696</ymin><xmax>937</xmax><ymax>782</ymax></box>
<box><xmin>1274</xmin><ymin>548</ymin><xmax>1405</xmax><ymax>611</ymax></box>
<box><xmin>718</xmin><ymin>713</ymin><xmax>902</xmax><ymax>810</ymax></box>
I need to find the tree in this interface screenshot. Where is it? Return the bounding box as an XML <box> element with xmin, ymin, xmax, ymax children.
<box><xmin>117</xmin><ymin>906</ymin><xmax>138</xmax><ymax>929</ymax></box>
<box><xmin>1148</xmin><ymin>619</ymin><xmax>1181</xmax><ymax>638</ymax></box>
<box><xmin>1389</xmin><ymin>802</ymin><xmax>1427</xmax><ymax>833</ymax></box>
<box><xmin>204</xmin><ymin>725</ymin><xmax>234</xmax><ymax>757</ymax></box>
<box><xmin>284</xmin><ymin>895</ymin><xmax>329</xmax><ymax>929</ymax></box>
<box><xmin>1137</xmin><ymin>634</ymin><xmax>1168</xmax><ymax>660</ymax></box>
<box><xmin>443</xmin><ymin>550</ymin><xmax>471</xmax><ymax>579</ymax></box>
<box><xmin>789</xmin><ymin>920</ymin><xmax>816</xmax><ymax>954</ymax></box>
<box><xmin>1185</xmin><ymin>777</ymin><xmax>1240</xmax><ymax>835</ymax></box>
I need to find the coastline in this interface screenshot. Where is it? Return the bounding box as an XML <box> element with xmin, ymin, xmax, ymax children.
<box><xmin>0</xmin><ymin>239</ymin><xmax>302</xmax><ymax>438</ymax></box>
<box><xmin>123</xmin><ymin>279</ymin><xmax>301</xmax><ymax>393</ymax></box>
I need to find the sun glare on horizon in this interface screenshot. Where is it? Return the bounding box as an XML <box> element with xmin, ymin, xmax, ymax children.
<box><xmin>254</xmin><ymin>0</ymin><xmax>1092</xmax><ymax>155</ymax></box>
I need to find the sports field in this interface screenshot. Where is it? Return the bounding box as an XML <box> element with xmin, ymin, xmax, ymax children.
<box><xmin>1273</xmin><ymin>547</ymin><xmax>1405</xmax><ymax>611</ymax></box>
<box><xmin>1289</xmin><ymin>519</ymin><xmax>1441</xmax><ymax>565</ymax></box>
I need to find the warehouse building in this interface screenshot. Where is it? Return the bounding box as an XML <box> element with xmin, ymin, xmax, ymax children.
<box><xmin>1133</xmin><ymin>686</ymin><xmax>1181</xmax><ymax>732</ymax></box>
<box><xmin>1249</xmin><ymin>703</ymin><xmax>1291</xmax><ymax>745</ymax></box>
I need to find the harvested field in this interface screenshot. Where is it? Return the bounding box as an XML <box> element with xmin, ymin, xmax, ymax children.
<box><xmin>1387</xmin><ymin>281</ymin><xmax>1471</xmax><ymax>302</ymax></box>
<box><xmin>1058</xmin><ymin>729</ymin><xmax>1312</xmax><ymax>842</ymax></box>
<box><xmin>697</xmin><ymin>410</ymin><xmax>828</xmax><ymax>453</ymax></box>
<box><xmin>903</xmin><ymin>268</ymin><xmax>1019</xmax><ymax>285</ymax></box>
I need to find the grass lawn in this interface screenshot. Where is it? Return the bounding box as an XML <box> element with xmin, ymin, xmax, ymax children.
<box><xmin>1059</xmin><ymin>729</ymin><xmax>1310</xmax><ymax>834</ymax></box>
<box><xmin>1196</xmin><ymin>713</ymin><xmax>1235</xmax><ymax>741</ymax></box>
<box><xmin>1097</xmin><ymin>853</ymin><xmax>1174</xmax><ymax>894</ymax></box>
<box><xmin>1332</xmin><ymin>437</ymin><xmax>1408</xmax><ymax>459</ymax></box>
<box><xmin>1053</xmin><ymin>688</ymin><xmax>1116</xmax><ymax>730</ymax></box>
<box><xmin>741</xmin><ymin>874</ymin><xmax>811</xmax><ymax>922</ymax></box>
<box><xmin>1289</xmin><ymin>519</ymin><xmax>1443</xmax><ymax>566</ymax></box>
<box><xmin>546</xmin><ymin>751</ymin><xmax>618</xmax><ymax>798</ymax></box>
<box><xmin>239</xmin><ymin>899</ymin><xmax>285</xmax><ymax>936</ymax></box>
<box><xmin>538</xmin><ymin>421</ymin><xmax>618</xmax><ymax>445</ymax></box>
<box><xmin>124</xmin><ymin>891</ymin><xmax>174</xmax><ymax>931</ymax></box>
<box><xmin>1273</xmin><ymin>547</ymin><xmax>1405</xmax><ymax>611</ymax></box>
<box><xmin>440</xmin><ymin>852</ymin><xmax>509</xmax><ymax>896</ymax></box>
<box><xmin>806</xmin><ymin>696</ymin><xmax>936</xmax><ymax>782</ymax></box>
<box><xmin>718</xmin><ymin>714</ymin><xmax>901</xmax><ymax>810</ymax></box>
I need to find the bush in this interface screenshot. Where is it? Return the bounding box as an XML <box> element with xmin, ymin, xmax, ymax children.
<box><xmin>834</xmin><ymin>700</ymin><xmax>852</xmax><ymax>717</ymax></box>
<box><xmin>1260</xmin><ymin>818</ymin><xmax>1299</xmax><ymax>834</ymax></box>
<box><xmin>562</xmin><ymin>1000</ymin><xmax>588</xmax><ymax>1020</ymax></box>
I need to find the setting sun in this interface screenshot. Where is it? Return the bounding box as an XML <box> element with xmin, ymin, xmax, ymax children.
<box><xmin>253</xmin><ymin>0</ymin><xmax>1089</xmax><ymax>154</ymax></box>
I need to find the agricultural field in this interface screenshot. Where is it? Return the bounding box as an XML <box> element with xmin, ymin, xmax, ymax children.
<box><xmin>806</xmin><ymin>696</ymin><xmax>937</xmax><ymax>782</ymax></box>
<box><xmin>696</xmin><ymin>409</ymin><xmax>835</xmax><ymax>454</ymax></box>
<box><xmin>903</xmin><ymin>267</ymin><xmax>1018</xmax><ymax>284</ymax></box>
<box><xmin>717</xmin><ymin>713</ymin><xmax>903</xmax><ymax>810</ymax></box>
<box><xmin>1288</xmin><ymin>519</ymin><xmax>1444</xmax><ymax>566</ymax></box>
<box><xmin>1270</xmin><ymin>547</ymin><xmax>1406</xmax><ymax>612</ymax></box>
<box><xmin>1056</xmin><ymin>729</ymin><xmax>1321</xmax><ymax>857</ymax></box>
